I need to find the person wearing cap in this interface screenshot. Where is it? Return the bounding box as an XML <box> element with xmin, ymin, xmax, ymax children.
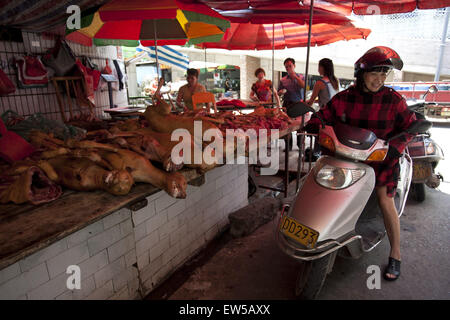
<box><xmin>305</xmin><ymin>46</ymin><xmax>418</xmax><ymax>281</ymax></box>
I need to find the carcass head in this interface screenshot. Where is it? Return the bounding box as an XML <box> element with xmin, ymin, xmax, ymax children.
<box><xmin>153</xmin><ymin>95</ymin><xmax>172</xmax><ymax>115</ymax></box>
<box><xmin>165</xmin><ymin>172</ymin><xmax>187</xmax><ymax>199</ymax></box>
<box><xmin>104</xmin><ymin>170</ymin><xmax>134</xmax><ymax>195</ymax></box>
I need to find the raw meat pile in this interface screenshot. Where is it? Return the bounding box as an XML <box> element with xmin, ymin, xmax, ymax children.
<box><xmin>182</xmin><ymin>106</ymin><xmax>292</xmax><ymax>134</ymax></box>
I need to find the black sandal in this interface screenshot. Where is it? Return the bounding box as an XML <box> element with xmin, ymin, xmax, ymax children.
<box><xmin>384</xmin><ymin>257</ymin><xmax>401</xmax><ymax>281</ymax></box>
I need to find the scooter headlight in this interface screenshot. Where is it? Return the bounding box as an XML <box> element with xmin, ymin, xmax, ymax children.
<box><xmin>315</xmin><ymin>164</ymin><xmax>366</xmax><ymax>189</ymax></box>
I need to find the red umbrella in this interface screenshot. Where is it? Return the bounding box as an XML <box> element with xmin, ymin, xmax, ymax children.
<box><xmin>198</xmin><ymin>22</ymin><xmax>371</xmax><ymax>50</ymax></box>
<box><xmin>303</xmin><ymin>0</ymin><xmax>450</xmax><ymax>15</ymax></box>
<box><xmin>192</xmin><ymin>0</ymin><xmax>450</xmax><ymax>14</ymax></box>
<box><xmin>212</xmin><ymin>1</ymin><xmax>350</xmax><ymax>25</ymax></box>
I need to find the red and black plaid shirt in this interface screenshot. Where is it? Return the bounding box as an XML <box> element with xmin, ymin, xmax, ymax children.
<box><xmin>310</xmin><ymin>85</ymin><xmax>417</xmax><ymax>196</ymax></box>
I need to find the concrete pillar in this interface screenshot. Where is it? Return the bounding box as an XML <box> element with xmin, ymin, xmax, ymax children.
<box><xmin>392</xmin><ymin>69</ymin><xmax>404</xmax><ymax>82</ymax></box>
<box><xmin>240</xmin><ymin>55</ymin><xmax>261</xmax><ymax>100</ymax></box>
<box><xmin>126</xmin><ymin>64</ymin><xmax>138</xmax><ymax>97</ymax></box>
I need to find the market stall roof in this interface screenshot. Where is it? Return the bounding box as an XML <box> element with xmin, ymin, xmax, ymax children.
<box><xmin>0</xmin><ymin>0</ymin><xmax>110</xmax><ymax>33</ymax></box>
<box><xmin>216</xmin><ymin>64</ymin><xmax>240</xmax><ymax>70</ymax></box>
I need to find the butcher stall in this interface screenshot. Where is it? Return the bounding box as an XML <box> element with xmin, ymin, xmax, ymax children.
<box><xmin>0</xmin><ymin>105</ymin><xmax>301</xmax><ymax>300</ymax></box>
<box><xmin>0</xmin><ymin>35</ymin><xmax>304</xmax><ymax>301</ymax></box>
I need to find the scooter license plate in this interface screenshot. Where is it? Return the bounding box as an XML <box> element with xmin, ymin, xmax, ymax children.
<box><xmin>280</xmin><ymin>216</ymin><xmax>320</xmax><ymax>248</ymax></box>
<box><xmin>413</xmin><ymin>162</ymin><xmax>432</xmax><ymax>182</ymax></box>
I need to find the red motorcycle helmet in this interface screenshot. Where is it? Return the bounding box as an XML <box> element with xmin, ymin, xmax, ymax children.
<box><xmin>354</xmin><ymin>46</ymin><xmax>403</xmax><ymax>77</ymax></box>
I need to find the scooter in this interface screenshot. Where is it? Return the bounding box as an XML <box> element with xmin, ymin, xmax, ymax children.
<box><xmin>276</xmin><ymin>103</ymin><xmax>432</xmax><ymax>300</ymax></box>
<box><xmin>406</xmin><ymin>100</ymin><xmax>444</xmax><ymax>202</ymax></box>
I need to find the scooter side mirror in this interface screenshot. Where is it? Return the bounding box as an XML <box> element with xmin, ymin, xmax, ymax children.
<box><xmin>407</xmin><ymin>120</ymin><xmax>432</xmax><ymax>134</ymax></box>
<box><xmin>428</xmin><ymin>85</ymin><xmax>438</xmax><ymax>94</ymax></box>
<box><xmin>421</xmin><ymin>85</ymin><xmax>438</xmax><ymax>99</ymax></box>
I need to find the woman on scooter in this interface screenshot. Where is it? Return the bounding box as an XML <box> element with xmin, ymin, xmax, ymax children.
<box><xmin>305</xmin><ymin>46</ymin><xmax>417</xmax><ymax>281</ymax></box>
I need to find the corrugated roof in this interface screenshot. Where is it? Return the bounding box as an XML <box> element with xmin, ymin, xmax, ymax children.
<box><xmin>0</xmin><ymin>0</ymin><xmax>110</xmax><ymax>33</ymax></box>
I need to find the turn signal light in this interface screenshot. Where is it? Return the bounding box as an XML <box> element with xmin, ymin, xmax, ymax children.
<box><xmin>319</xmin><ymin>133</ymin><xmax>335</xmax><ymax>153</ymax></box>
<box><xmin>367</xmin><ymin>149</ymin><xmax>388</xmax><ymax>161</ymax></box>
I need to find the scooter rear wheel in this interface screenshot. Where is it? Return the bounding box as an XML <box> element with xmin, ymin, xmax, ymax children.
<box><xmin>295</xmin><ymin>252</ymin><xmax>336</xmax><ymax>300</ymax></box>
<box><xmin>413</xmin><ymin>183</ymin><xmax>426</xmax><ymax>202</ymax></box>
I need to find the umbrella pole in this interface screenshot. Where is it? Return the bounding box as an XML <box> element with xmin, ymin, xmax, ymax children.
<box><xmin>272</xmin><ymin>23</ymin><xmax>275</xmax><ymax>104</ymax></box>
<box><xmin>153</xmin><ymin>20</ymin><xmax>160</xmax><ymax>79</ymax></box>
<box><xmin>296</xmin><ymin>0</ymin><xmax>315</xmax><ymax>191</ymax></box>
<box><xmin>304</xmin><ymin>0</ymin><xmax>314</xmax><ymax>99</ymax></box>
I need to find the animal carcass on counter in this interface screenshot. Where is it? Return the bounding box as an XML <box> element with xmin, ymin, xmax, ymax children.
<box><xmin>0</xmin><ymin>166</ymin><xmax>62</xmax><ymax>205</ymax></box>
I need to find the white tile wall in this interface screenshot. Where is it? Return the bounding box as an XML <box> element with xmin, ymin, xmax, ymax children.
<box><xmin>107</xmin><ymin>234</ymin><xmax>134</xmax><ymax>263</ymax></box>
<box><xmin>46</xmin><ymin>243</ymin><xmax>90</xmax><ymax>279</ymax></box>
<box><xmin>85</xmin><ymin>280</ymin><xmax>114</xmax><ymax>300</ymax></box>
<box><xmin>0</xmin><ymin>164</ymin><xmax>248</xmax><ymax>299</ymax></box>
<box><xmin>87</xmin><ymin>225</ymin><xmax>123</xmax><ymax>257</ymax></box>
<box><xmin>19</xmin><ymin>239</ymin><xmax>68</xmax><ymax>273</ymax></box>
<box><xmin>94</xmin><ymin>256</ymin><xmax>126</xmax><ymax>289</ymax></box>
<box><xmin>0</xmin><ymin>263</ymin><xmax>20</xmax><ymax>286</ymax></box>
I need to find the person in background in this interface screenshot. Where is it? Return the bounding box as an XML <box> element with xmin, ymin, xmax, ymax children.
<box><xmin>305</xmin><ymin>46</ymin><xmax>418</xmax><ymax>281</ymax></box>
<box><xmin>306</xmin><ymin>58</ymin><xmax>339</xmax><ymax>109</ymax></box>
<box><xmin>149</xmin><ymin>76</ymin><xmax>159</xmax><ymax>95</ymax></box>
<box><xmin>279</xmin><ymin>58</ymin><xmax>306</xmax><ymax>150</ymax></box>
<box><xmin>176</xmin><ymin>68</ymin><xmax>206</xmax><ymax>111</ymax></box>
<box><xmin>250</xmin><ymin>68</ymin><xmax>281</xmax><ymax>106</ymax></box>
<box><xmin>224</xmin><ymin>74</ymin><xmax>232</xmax><ymax>92</ymax></box>
<box><xmin>278</xmin><ymin>58</ymin><xmax>305</xmax><ymax>109</ymax></box>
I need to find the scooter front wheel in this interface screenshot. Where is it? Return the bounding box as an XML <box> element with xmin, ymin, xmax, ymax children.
<box><xmin>295</xmin><ymin>252</ymin><xmax>336</xmax><ymax>300</ymax></box>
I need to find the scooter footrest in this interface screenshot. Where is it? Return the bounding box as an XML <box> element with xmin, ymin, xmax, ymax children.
<box><xmin>362</xmin><ymin>231</ymin><xmax>385</xmax><ymax>251</ymax></box>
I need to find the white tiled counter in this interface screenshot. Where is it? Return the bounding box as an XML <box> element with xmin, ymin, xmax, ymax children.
<box><xmin>0</xmin><ymin>164</ymin><xmax>248</xmax><ymax>300</ymax></box>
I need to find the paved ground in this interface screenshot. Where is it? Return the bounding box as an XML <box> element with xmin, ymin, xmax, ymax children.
<box><xmin>160</xmin><ymin>124</ymin><xmax>450</xmax><ymax>300</ymax></box>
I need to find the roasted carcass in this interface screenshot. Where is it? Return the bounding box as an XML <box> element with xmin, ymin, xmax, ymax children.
<box><xmin>87</xmin><ymin>127</ymin><xmax>215</xmax><ymax>173</ymax></box>
<box><xmin>87</xmin><ymin>128</ymin><xmax>183</xmax><ymax>172</ymax></box>
<box><xmin>144</xmin><ymin>97</ymin><xmax>228</xmax><ymax>167</ymax></box>
<box><xmin>144</xmin><ymin>95</ymin><xmax>221</xmax><ymax>146</ymax></box>
<box><xmin>47</xmin><ymin>156</ymin><xmax>133</xmax><ymax>196</ymax></box>
<box><xmin>67</xmin><ymin>139</ymin><xmax>187</xmax><ymax>198</ymax></box>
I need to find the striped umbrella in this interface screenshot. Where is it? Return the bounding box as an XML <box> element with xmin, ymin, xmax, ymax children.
<box><xmin>65</xmin><ymin>0</ymin><xmax>230</xmax><ymax>47</ymax></box>
<box><xmin>66</xmin><ymin>10</ymin><xmax>141</xmax><ymax>47</ymax></box>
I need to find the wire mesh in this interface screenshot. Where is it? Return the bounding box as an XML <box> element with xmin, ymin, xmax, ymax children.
<box><xmin>0</xmin><ymin>31</ymin><xmax>126</xmax><ymax>121</ymax></box>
